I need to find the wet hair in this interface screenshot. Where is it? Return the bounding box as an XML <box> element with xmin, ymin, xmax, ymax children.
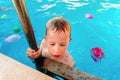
<box><xmin>45</xmin><ymin>17</ymin><xmax>71</xmax><ymax>37</ymax></box>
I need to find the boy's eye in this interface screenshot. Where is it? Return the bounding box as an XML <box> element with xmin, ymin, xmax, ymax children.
<box><xmin>50</xmin><ymin>43</ymin><xmax>55</xmax><ymax>46</ymax></box>
<box><xmin>60</xmin><ymin>44</ymin><xmax>66</xmax><ymax>46</ymax></box>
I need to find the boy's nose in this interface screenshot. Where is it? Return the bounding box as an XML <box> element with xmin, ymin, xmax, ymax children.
<box><xmin>54</xmin><ymin>45</ymin><xmax>60</xmax><ymax>52</ymax></box>
<box><xmin>53</xmin><ymin>46</ymin><xmax>61</xmax><ymax>57</ymax></box>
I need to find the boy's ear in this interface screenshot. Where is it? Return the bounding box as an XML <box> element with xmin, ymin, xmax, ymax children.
<box><xmin>44</xmin><ymin>36</ymin><xmax>47</xmax><ymax>40</ymax></box>
<box><xmin>69</xmin><ymin>37</ymin><xmax>72</xmax><ymax>41</ymax></box>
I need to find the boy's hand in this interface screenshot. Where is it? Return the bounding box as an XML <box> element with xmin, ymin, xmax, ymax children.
<box><xmin>27</xmin><ymin>48</ymin><xmax>40</xmax><ymax>59</ymax></box>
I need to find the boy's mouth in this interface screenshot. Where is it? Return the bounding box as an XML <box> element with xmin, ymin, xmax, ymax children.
<box><xmin>53</xmin><ymin>55</ymin><xmax>60</xmax><ymax>58</ymax></box>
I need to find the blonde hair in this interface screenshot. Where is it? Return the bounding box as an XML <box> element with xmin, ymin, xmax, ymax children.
<box><xmin>46</xmin><ymin>17</ymin><xmax>71</xmax><ymax>36</ymax></box>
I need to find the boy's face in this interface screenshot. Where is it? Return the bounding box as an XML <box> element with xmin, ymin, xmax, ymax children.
<box><xmin>45</xmin><ymin>30</ymin><xmax>71</xmax><ymax>59</ymax></box>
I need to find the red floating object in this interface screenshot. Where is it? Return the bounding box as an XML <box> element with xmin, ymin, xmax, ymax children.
<box><xmin>91</xmin><ymin>47</ymin><xmax>104</xmax><ymax>62</ymax></box>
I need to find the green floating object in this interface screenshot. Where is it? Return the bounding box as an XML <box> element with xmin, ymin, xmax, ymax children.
<box><xmin>1</xmin><ymin>14</ymin><xmax>8</xmax><ymax>19</ymax></box>
<box><xmin>13</xmin><ymin>26</ymin><xmax>21</xmax><ymax>33</ymax></box>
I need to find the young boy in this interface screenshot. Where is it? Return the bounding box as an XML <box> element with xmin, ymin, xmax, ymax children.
<box><xmin>27</xmin><ymin>16</ymin><xmax>74</xmax><ymax>67</ymax></box>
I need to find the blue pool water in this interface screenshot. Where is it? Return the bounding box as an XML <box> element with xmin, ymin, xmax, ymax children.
<box><xmin>0</xmin><ymin>0</ymin><xmax>120</xmax><ymax>80</ymax></box>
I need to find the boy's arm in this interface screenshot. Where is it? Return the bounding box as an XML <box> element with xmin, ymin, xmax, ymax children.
<box><xmin>33</xmin><ymin>39</ymin><xmax>46</xmax><ymax>59</ymax></box>
<box><xmin>27</xmin><ymin>39</ymin><xmax>44</xmax><ymax>59</ymax></box>
<box><xmin>34</xmin><ymin>39</ymin><xmax>46</xmax><ymax>67</ymax></box>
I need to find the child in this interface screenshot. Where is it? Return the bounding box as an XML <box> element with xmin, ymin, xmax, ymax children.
<box><xmin>27</xmin><ymin>16</ymin><xmax>74</xmax><ymax>67</ymax></box>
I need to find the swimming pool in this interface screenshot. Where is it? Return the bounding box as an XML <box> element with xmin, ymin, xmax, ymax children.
<box><xmin>0</xmin><ymin>0</ymin><xmax>120</xmax><ymax>80</ymax></box>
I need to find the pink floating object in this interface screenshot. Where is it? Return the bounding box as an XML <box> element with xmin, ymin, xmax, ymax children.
<box><xmin>86</xmin><ymin>14</ymin><xmax>94</xmax><ymax>19</ymax></box>
<box><xmin>4</xmin><ymin>34</ymin><xmax>21</xmax><ymax>43</ymax></box>
<box><xmin>91</xmin><ymin>47</ymin><xmax>104</xmax><ymax>62</ymax></box>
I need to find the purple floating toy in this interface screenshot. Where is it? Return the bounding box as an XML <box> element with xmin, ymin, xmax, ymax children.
<box><xmin>4</xmin><ymin>34</ymin><xmax>21</xmax><ymax>43</ymax></box>
<box><xmin>86</xmin><ymin>14</ymin><xmax>94</xmax><ymax>19</ymax></box>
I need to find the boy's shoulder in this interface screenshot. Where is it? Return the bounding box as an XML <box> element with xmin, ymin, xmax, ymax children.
<box><xmin>41</xmin><ymin>39</ymin><xmax>46</xmax><ymax>46</ymax></box>
<box><xmin>66</xmin><ymin>51</ymin><xmax>74</xmax><ymax>67</ymax></box>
